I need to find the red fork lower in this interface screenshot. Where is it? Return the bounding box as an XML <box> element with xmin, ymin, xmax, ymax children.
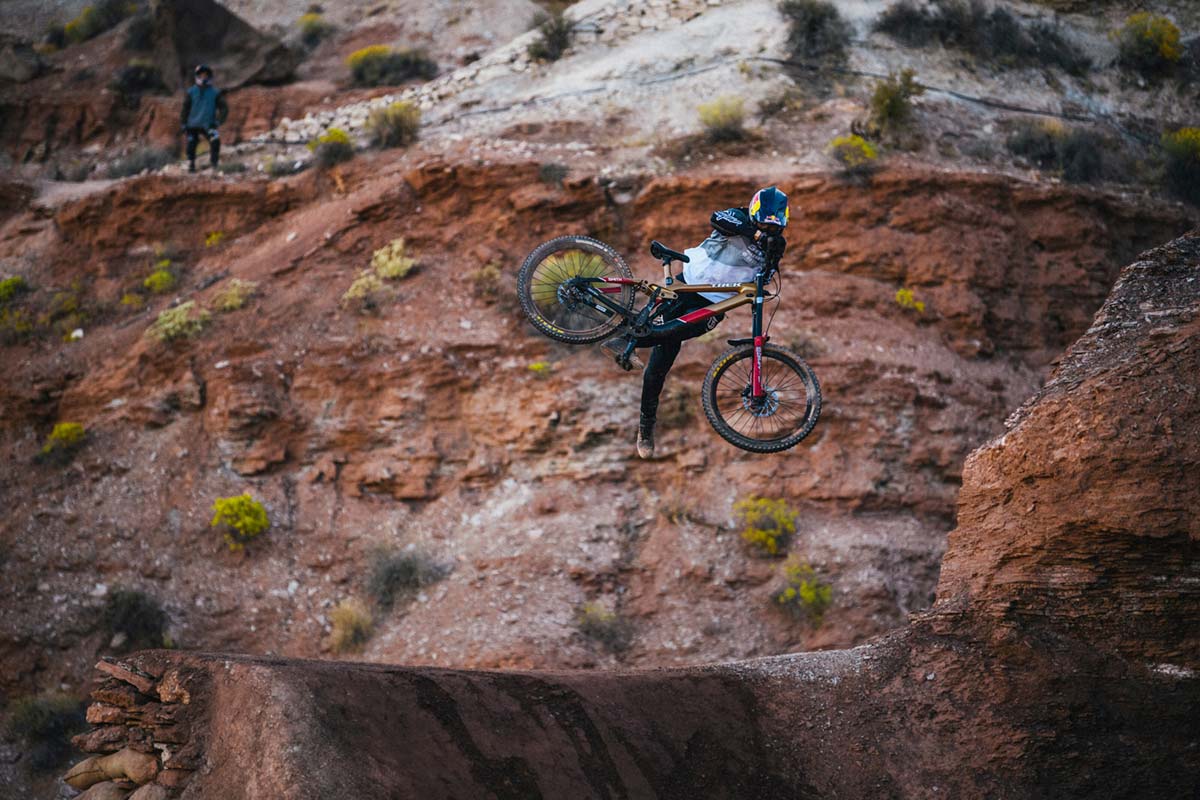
<box><xmin>752</xmin><ymin>335</ymin><xmax>764</xmax><ymax>397</ymax></box>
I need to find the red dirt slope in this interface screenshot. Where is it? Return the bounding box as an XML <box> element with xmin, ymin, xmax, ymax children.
<box><xmin>64</xmin><ymin>232</ymin><xmax>1200</xmax><ymax>799</ymax></box>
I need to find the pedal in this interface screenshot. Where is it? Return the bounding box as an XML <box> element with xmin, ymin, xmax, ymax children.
<box><xmin>616</xmin><ymin>354</ymin><xmax>634</xmax><ymax>372</ymax></box>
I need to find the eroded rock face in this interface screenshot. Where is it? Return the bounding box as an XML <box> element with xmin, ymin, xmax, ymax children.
<box><xmin>62</xmin><ymin>233</ymin><xmax>1200</xmax><ymax>798</ymax></box>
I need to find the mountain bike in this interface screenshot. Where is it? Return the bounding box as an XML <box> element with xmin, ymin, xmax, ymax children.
<box><xmin>517</xmin><ymin>235</ymin><xmax>821</xmax><ymax>454</ymax></box>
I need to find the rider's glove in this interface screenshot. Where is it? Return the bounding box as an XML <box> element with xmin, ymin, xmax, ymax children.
<box><xmin>760</xmin><ymin>233</ymin><xmax>786</xmax><ymax>264</ymax></box>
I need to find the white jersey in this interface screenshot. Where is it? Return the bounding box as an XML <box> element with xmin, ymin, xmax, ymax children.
<box><xmin>683</xmin><ymin>231</ymin><xmax>766</xmax><ymax>302</ymax></box>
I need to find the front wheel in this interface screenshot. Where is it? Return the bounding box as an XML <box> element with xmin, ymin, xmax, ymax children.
<box><xmin>517</xmin><ymin>235</ymin><xmax>634</xmax><ymax>345</ymax></box>
<box><xmin>702</xmin><ymin>344</ymin><xmax>821</xmax><ymax>453</ymax></box>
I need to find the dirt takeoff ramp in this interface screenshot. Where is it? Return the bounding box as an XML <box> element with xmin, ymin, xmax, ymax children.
<box><xmin>66</xmin><ymin>233</ymin><xmax>1200</xmax><ymax>798</ymax></box>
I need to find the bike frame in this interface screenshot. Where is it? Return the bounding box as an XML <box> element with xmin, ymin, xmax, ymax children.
<box><xmin>567</xmin><ymin>268</ymin><xmax>773</xmax><ymax>398</ymax></box>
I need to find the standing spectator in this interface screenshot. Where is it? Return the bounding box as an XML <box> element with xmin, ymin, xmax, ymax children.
<box><xmin>181</xmin><ymin>64</ymin><xmax>228</xmax><ymax>172</ymax></box>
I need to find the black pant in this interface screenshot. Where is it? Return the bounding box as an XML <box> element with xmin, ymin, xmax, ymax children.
<box><xmin>185</xmin><ymin>127</ymin><xmax>220</xmax><ymax>166</ymax></box>
<box><xmin>633</xmin><ymin>281</ymin><xmax>722</xmax><ymax>424</ymax></box>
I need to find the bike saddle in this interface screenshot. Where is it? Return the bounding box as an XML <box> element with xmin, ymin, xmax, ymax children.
<box><xmin>650</xmin><ymin>240</ymin><xmax>690</xmax><ymax>264</ymax></box>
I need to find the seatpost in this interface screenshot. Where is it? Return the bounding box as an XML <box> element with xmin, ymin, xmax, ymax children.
<box><xmin>661</xmin><ymin>258</ymin><xmax>674</xmax><ymax>286</ymax></box>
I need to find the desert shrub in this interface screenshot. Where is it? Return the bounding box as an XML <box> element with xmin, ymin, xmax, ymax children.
<box><xmin>341</xmin><ymin>271</ymin><xmax>384</xmax><ymax>310</ymax></box>
<box><xmin>366</xmin><ymin>101</ymin><xmax>421</xmax><ymax>148</ymax></box>
<box><xmin>211</xmin><ymin>493</ymin><xmax>270</xmax><ymax>551</ymax></box>
<box><xmin>1112</xmin><ymin>13</ymin><xmax>1182</xmax><ymax>77</ymax></box>
<box><xmin>875</xmin><ymin>0</ymin><xmax>1088</xmax><ymax>74</ymax></box>
<box><xmin>205</xmin><ymin>230</ymin><xmax>226</xmax><ymax>248</ymax></box>
<box><xmin>329</xmin><ymin>598</ymin><xmax>373</xmax><ymax>653</ymax></box>
<box><xmin>0</xmin><ymin>275</ymin><xmax>28</xmax><ymax>304</ymax></box>
<box><xmin>538</xmin><ymin>162</ymin><xmax>568</xmax><ymax>187</ymax></box>
<box><xmin>368</xmin><ymin>550</ymin><xmax>448</xmax><ymax>611</ymax></box>
<box><xmin>44</xmin><ymin>25</ymin><xmax>67</xmax><ymax>51</ymax></box>
<box><xmin>895</xmin><ymin>287</ymin><xmax>926</xmax><ymax>313</ymax></box>
<box><xmin>468</xmin><ymin>261</ymin><xmax>503</xmax><ymax>300</ymax></box>
<box><xmin>772</xmin><ymin>557</ymin><xmax>832</xmax><ymax>625</ymax></box>
<box><xmin>148</xmin><ymin>301</ymin><xmax>209</xmax><ymax>342</ymax></box>
<box><xmin>64</xmin><ymin>0</ymin><xmax>133</xmax><ymax>45</ymax></box>
<box><xmin>528</xmin><ymin>11</ymin><xmax>573</xmax><ymax>62</ymax></box>
<box><xmin>38</xmin><ymin>422</ymin><xmax>86</xmax><ymax>464</ymax></box>
<box><xmin>371</xmin><ymin>238</ymin><xmax>416</xmax><ymax>279</ymax></box>
<box><xmin>1007</xmin><ymin>120</ymin><xmax>1108</xmax><ymax>183</ymax></box>
<box><xmin>143</xmin><ymin>268</ymin><xmax>175</xmax><ymax>294</ymax></box>
<box><xmin>698</xmin><ymin>96</ymin><xmax>747</xmax><ymax>142</ymax></box>
<box><xmin>779</xmin><ymin>0</ymin><xmax>852</xmax><ymax>62</ymax></box>
<box><xmin>575</xmin><ymin>602</ymin><xmax>631</xmax><ymax>652</ymax></box>
<box><xmin>1162</xmin><ymin>128</ymin><xmax>1200</xmax><ymax>205</ymax></box>
<box><xmin>528</xmin><ymin>360</ymin><xmax>553</xmax><ymax>376</ymax></box>
<box><xmin>111</xmin><ymin>59</ymin><xmax>165</xmax><ymax>106</ymax></box>
<box><xmin>213</xmin><ymin>278</ymin><xmax>258</xmax><ymax>312</ymax></box>
<box><xmin>0</xmin><ymin>307</ymin><xmax>35</xmax><ymax>343</ymax></box>
<box><xmin>829</xmin><ymin>133</ymin><xmax>878</xmax><ymax>173</ymax></box>
<box><xmin>735</xmin><ymin>496</ymin><xmax>798</xmax><ymax>556</ymax></box>
<box><xmin>120</xmin><ymin>292</ymin><xmax>145</xmax><ymax>309</ymax></box>
<box><xmin>869</xmin><ymin>69</ymin><xmax>924</xmax><ymax>137</ymax></box>
<box><xmin>307</xmin><ymin>127</ymin><xmax>355</xmax><ymax>168</ymax></box>
<box><xmin>102</xmin><ymin>589</ymin><xmax>168</xmax><ymax>649</ymax></box>
<box><xmin>218</xmin><ymin>162</ymin><xmax>248</xmax><ymax>175</ymax></box>
<box><xmin>266</xmin><ymin>157</ymin><xmax>308</xmax><ymax>177</ymax></box>
<box><xmin>123</xmin><ymin>13</ymin><xmax>153</xmax><ymax>51</ymax></box>
<box><xmin>5</xmin><ymin>693</ymin><xmax>86</xmax><ymax>771</ymax></box>
<box><xmin>298</xmin><ymin>11</ymin><xmax>331</xmax><ymax>47</ymax></box>
<box><xmin>347</xmin><ymin>45</ymin><xmax>437</xmax><ymax>87</ymax></box>
<box><xmin>107</xmin><ymin>146</ymin><xmax>174</xmax><ymax>179</ymax></box>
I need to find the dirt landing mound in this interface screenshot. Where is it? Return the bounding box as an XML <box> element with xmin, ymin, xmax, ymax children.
<box><xmin>66</xmin><ymin>232</ymin><xmax>1200</xmax><ymax>799</ymax></box>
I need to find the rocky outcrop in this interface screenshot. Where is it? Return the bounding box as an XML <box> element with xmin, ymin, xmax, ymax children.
<box><xmin>149</xmin><ymin>0</ymin><xmax>299</xmax><ymax>90</ymax></box>
<box><xmin>62</xmin><ymin>232</ymin><xmax>1200</xmax><ymax>798</ymax></box>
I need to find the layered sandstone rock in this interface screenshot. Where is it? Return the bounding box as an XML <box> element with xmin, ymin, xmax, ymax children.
<box><xmin>63</xmin><ymin>232</ymin><xmax>1200</xmax><ymax>798</ymax></box>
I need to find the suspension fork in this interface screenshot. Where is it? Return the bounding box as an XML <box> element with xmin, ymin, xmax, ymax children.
<box><xmin>751</xmin><ymin>271</ymin><xmax>766</xmax><ymax>398</ymax></box>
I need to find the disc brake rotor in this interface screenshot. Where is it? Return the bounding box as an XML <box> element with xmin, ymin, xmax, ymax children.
<box><xmin>741</xmin><ymin>386</ymin><xmax>781</xmax><ymax>417</ymax></box>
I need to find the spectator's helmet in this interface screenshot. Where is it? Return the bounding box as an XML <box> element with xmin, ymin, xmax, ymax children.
<box><xmin>194</xmin><ymin>64</ymin><xmax>213</xmax><ymax>79</ymax></box>
<box><xmin>749</xmin><ymin>186</ymin><xmax>789</xmax><ymax>230</ymax></box>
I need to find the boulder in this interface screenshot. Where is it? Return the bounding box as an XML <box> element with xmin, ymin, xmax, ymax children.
<box><xmin>149</xmin><ymin>0</ymin><xmax>300</xmax><ymax>90</ymax></box>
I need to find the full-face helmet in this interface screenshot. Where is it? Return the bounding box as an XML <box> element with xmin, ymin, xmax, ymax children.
<box><xmin>749</xmin><ymin>186</ymin><xmax>789</xmax><ymax>231</ymax></box>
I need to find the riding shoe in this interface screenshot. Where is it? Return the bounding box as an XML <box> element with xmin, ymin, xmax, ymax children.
<box><xmin>636</xmin><ymin>420</ymin><xmax>655</xmax><ymax>459</ymax></box>
<box><xmin>601</xmin><ymin>336</ymin><xmax>644</xmax><ymax>371</ymax></box>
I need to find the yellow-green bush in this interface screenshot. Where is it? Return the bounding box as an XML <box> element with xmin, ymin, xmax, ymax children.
<box><xmin>366</xmin><ymin>101</ymin><xmax>421</xmax><ymax>148</ymax></box>
<box><xmin>1112</xmin><ymin>13</ymin><xmax>1183</xmax><ymax>76</ymax></box>
<box><xmin>895</xmin><ymin>287</ymin><xmax>926</xmax><ymax>313</ymax></box>
<box><xmin>148</xmin><ymin>301</ymin><xmax>209</xmax><ymax>342</ymax></box>
<box><xmin>773</xmin><ymin>556</ymin><xmax>832</xmax><ymax>625</ymax></box>
<box><xmin>0</xmin><ymin>275</ymin><xmax>28</xmax><ymax>304</ymax></box>
<box><xmin>143</xmin><ymin>268</ymin><xmax>175</xmax><ymax>294</ymax></box>
<box><xmin>341</xmin><ymin>271</ymin><xmax>384</xmax><ymax>310</ymax></box>
<box><xmin>527</xmin><ymin>360</ymin><xmax>552</xmax><ymax>376</ymax></box>
<box><xmin>63</xmin><ymin>0</ymin><xmax>132</xmax><ymax>45</ymax></box>
<box><xmin>329</xmin><ymin>598</ymin><xmax>373</xmax><ymax>653</ymax></box>
<box><xmin>1163</xmin><ymin>128</ymin><xmax>1200</xmax><ymax>206</ymax></box>
<box><xmin>735</xmin><ymin>496</ymin><xmax>798</xmax><ymax>556</ymax></box>
<box><xmin>205</xmin><ymin>230</ymin><xmax>225</xmax><ymax>248</ymax></box>
<box><xmin>371</xmin><ymin>238</ymin><xmax>416</xmax><ymax>280</ymax></box>
<box><xmin>0</xmin><ymin>307</ymin><xmax>35</xmax><ymax>342</ymax></box>
<box><xmin>346</xmin><ymin>45</ymin><xmax>437</xmax><ymax>87</ymax></box>
<box><xmin>210</xmin><ymin>493</ymin><xmax>270</xmax><ymax>552</ymax></box>
<box><xmin>298</xmin><ymin>11</ymin><xmax>330</xmax><ymax>47</ymax></box>
<box><xmin>40</xmin><ymin>422</ymin><xmax>86</xmax><ymax>459</ymax></box>
<box><xmin>829</xmin><ymin>134</ymin><xmax>878</xmax><ymax>172</ymax></box>
<box><xmin>213</xmin><ymin>278</ymin><xmax>258</xmax><ymax>312</ymax></box>
<box><xmin>575</xmin><ymin>602</ymin><xmax>631</xmax><ymax>652</ymax></box>
<box><xmin>870</xmin><ymin>68</ymin><xmax>925</xmax><ymax>137</ymax></box>
<box><xmin>468</xmin><ymin>261</ymin><xmax>503</xmax><ymax>300</ymax></box>
<box><xmin>307</xmin><ymin>127</ymin><xmax>355</xmax><ymax>167</ymax></box>
<box><xmin>698</xmin><ymin>97</ymin><xmax>746</xmax><ymax>142</ymax></box>
<box><xmin>120</xmin><ymin>292</ymin><xmax>145</xmax><ymax>309</ymax></box>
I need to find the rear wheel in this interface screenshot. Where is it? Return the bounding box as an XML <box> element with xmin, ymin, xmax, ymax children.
<box><xmin>517</xmin><ymin>235</ymin><xmax>634</xmax><ymax>345</ymax></box>
<box><xmin>702</xmin><ymin>344</ymin><xmax>821</xmax><ymax>453</ymax></box>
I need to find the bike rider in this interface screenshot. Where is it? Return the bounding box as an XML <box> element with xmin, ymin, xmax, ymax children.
<box><xmin>603</xmin><ymin>186</ymin><xmax>789</xmax><ymax>459</ymax></box>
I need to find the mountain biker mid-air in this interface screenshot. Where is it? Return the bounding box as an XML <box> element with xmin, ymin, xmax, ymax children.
<box><xmin>602</xmin><ymin>186</ymin><xmax>790</xmax><ymax>459</ymax></box>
